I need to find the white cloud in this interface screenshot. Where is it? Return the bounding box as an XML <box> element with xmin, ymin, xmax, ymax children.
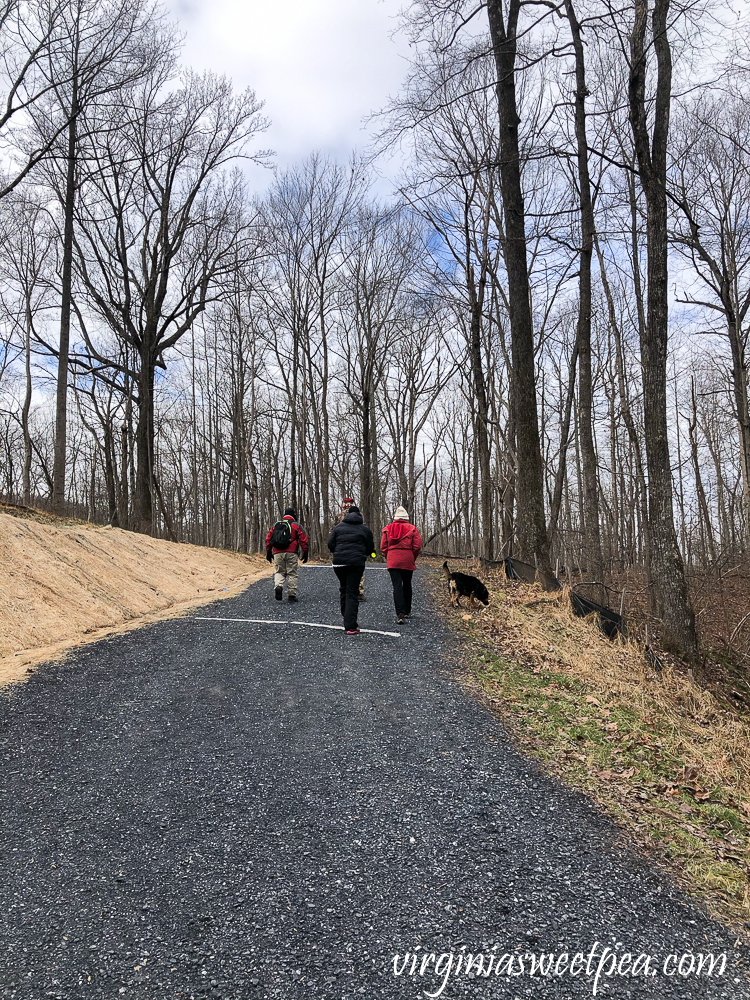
<box><xmin>166</xmin><ymin>0</ymin><xmax>411</xmax><ymax>192</ymax></box>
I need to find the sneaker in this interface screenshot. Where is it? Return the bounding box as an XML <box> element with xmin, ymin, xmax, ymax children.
<box><xmin>274</xmin><ymin>586</ymin><xmax>283</xmax><ymax>601</ymax></box>
<box><xmin>288</xmin><ymin>594</ymin><xmax>298</xmax><ymax>603</ymax></box>
<box><xmin>346</xmin><ymin>629</ymin><xmax>361</xmax><ymax>635</ymax></box>
<box><xmin>397</xmin><ymin>615</ymin><xmax>405</xmax><ymax>624</ymax></box>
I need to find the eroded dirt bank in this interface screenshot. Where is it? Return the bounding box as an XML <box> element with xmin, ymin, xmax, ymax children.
<box><xmin>0</xmin><ymin>510</ymin><xmax>266</xmax><ymax>686</ymax></box>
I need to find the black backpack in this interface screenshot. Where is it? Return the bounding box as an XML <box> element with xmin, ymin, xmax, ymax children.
<box><xmin>270</xmin><ymin>519</ymin><xmax>292</xmax><ymax>549</ymax></box>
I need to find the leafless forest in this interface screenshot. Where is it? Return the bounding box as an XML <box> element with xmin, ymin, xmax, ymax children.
<box><xmin>1</xmin><ymin>0</ymin><xmax>749</xmax><ymax>661</ymax></box>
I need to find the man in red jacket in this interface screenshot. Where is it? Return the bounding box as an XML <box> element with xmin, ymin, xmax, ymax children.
<box><xmin>380</xmin><ymin>505</ymin><xmax>422</xmax><ymax>624</ymax></box>
<box><xmin>265</xmin><ymin>507</ymin><xmax>308</xmax><ymax>603</ymax></box>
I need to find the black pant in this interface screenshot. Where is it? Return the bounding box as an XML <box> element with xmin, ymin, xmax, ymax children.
<box><xmin>334</xmin><ymin>565</ymin><xmax>364</xmax><ymax>631</ymax></box>
<box><xmin>388</xmin><ymin>568</ymin><xmax>413</xmax><ymax>616</ymax></box>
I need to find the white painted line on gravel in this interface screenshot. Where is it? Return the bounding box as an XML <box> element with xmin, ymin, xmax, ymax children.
<box><xmin>194</xmin><ymin>617</ymin><xmax>402</xmax><ymax>638</ymax></box>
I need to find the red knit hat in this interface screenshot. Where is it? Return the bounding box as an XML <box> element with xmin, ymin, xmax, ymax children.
<box><xmin>343</xmin><ymin>497</ymin><xmax>354</xmax><ymax>505</ymax></box>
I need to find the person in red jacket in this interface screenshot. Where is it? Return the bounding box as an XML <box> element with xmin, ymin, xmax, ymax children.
<box><xmin>380</xmin><ymin>505</ymin><xmax>422</xmax><ymax>624</ymax></box>
<box><xmin>265</xmin><ymin>507</ymin><xmax>308</xmax><ymax>603</ymax></box>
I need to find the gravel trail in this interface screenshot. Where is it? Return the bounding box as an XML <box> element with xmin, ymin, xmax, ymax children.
<box><xmin>0</xmin><ymin>566</ymin><xmax>746</xmax><ymax>999</ymax></box>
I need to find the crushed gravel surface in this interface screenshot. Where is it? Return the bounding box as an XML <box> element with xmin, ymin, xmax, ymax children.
<box><xmin>0</xmin><ymin>566</ymin><xmax>747</xmax><ymax>999</ymax></box>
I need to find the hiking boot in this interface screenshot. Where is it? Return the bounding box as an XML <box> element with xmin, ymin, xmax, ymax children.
<box><xmin>397</xmin><ymin>615</ymin><xmax>406</xmax><ymax>624</ymax></box>
<box><xmin>288</xmin><ymin>594</ymin><xmax>298</xmax><ymax>603</ymax></box>
<box><xmin>274</xmin><ymin>586</ymin><xmax>283</xmax><ymax>601</ymax></box>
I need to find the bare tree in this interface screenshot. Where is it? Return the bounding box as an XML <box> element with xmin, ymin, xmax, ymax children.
<box><xmin>28</xmin><ymin>0</ymin><xmax>172</xmax><ymax>513</ymax></box>
<box><xmin>338</xmin><ymin>203</ymin><xmax>424</xmax><ymax>541</ymax></box>
<box><xmin>396</xmin><ymin>2</ymin><xmax>551</xmax><ymax>565</ymax></box>
<box><xmin>254</xmin><ymin>154</ymin><xmax>366</xmax><ymax>545</ymax></box>
<box><xmin>0</xmin><ymin>0</ymin><xmax>78</xmax><ymax>199</ymax></box>
<box><xmin>0</xmin><ymin>190</ymin><xmax>55</xmax><ymax>504</ymax></box>
<box><xmin>70</xmin><ymin>70</ymin><xmax>269</xmax><ymax>533</ymax></box>
<box><xmin>627</xmin><ymin>0</ymin><xmax>697</xmax><ymax>661</ymax></box>
<box><xmin>483</xmin><ymin>0</ymin><xmax>551</xmax><ymax>567</ymax></box>
<box><xmin>671</xmin><ymin>90</ymin><xmax>750</xmax><ymax>550</ymax></box>
<box><xmin>380</xmin><ymin>292</ymin><xmax>448</xmax><ymax>513</ymax></box>
<box><xmin>561</xmin><ymin>0</ymin><xmax>605</xmax><ymax>597</ymax></box>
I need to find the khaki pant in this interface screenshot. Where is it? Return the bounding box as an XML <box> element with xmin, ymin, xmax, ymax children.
<box><xmin>273</xmin><ymin>551</ymin><xmax>299</xmax><ymax>595</ymax></box>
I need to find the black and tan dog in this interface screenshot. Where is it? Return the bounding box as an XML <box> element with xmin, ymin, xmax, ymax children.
<box><xmin>442</xmin><ymin>561</ymin><xmax>490</xmax><ymax>608</ymax></box>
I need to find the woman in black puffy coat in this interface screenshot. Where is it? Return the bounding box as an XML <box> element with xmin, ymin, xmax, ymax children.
<box><xmin>327</xmin><ymin>505</ymin><xmax>374</xmax><ymax>635</ymax></box>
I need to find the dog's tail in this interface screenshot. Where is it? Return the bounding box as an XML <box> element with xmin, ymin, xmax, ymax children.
<box><xmin>442</xmin><ymin>561</ymin><xmax>451</xmax><ymax>580</ymax></box>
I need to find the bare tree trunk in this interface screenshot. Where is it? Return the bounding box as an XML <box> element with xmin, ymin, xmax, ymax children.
<box><xmin>103</xmin><ymin>417</ymin><xmax>119</xmax><ymax>527</ymax></box>
<box><xmin>153</xmin><ymin>473</ymin><xmax>177</xmax><ymax>542</ymax></box>
<box><xmin>22</xmin><ymin>291</ymin><xmax>33</xmax><ymax>506</ymax></box>
<box><xmin>88</xmin><ymin>446</ymin><xmax>97</xmax><ymax>521</ymax></box>
<box><xmin>547</xmin><ymin>339</ymin><xmax>579</xmax><ymax>542</ymax></box>
<box><xmin>673</xmin><ymin>371</ymin><xmax>686</xmax><ymax>557</ymax></box>
<box><xmin>118</xmin><ymin>421</ymin><xmax>127</xmax><ymax>526</ymax></box>
<box><xmin>468</xmin><ymin>280</ymin><xmax>494</xmax><ymax>560</ymax></box>
<box><xmin>52</xmin><ymin>88</ymin><xmax>79</xmax><ymax>514</ymax></box>
<box><xmin>628</xmin><ymin>0</ymin><xmax>697</xmax><ymax>662</ymax></box>
<box><xmin>361</xmin><ymin>382</ymin><xmax>373</xmax><ymax>527</ymax></box>
<box><xmin>370</xmin><ymin>397</ymin><xmax>382</xmax><ymax>544</ymax></box>
<box><xmin>607</xmin><ymin>375</ymin><xmax>619</xmax><ymax>571</ymax></box>
<box><xmin>486</xmin><ymin>0</ymin><xmax>548</xmax><ymax>568</ymax></box>
<box><xmin>727</xmin><ymin>318</ymin><xmax>750</xmax><ymax>549</ymax></box>
<box><xmin>595</xmin><ymin>235</ymin><xmax>656</xmax><ymax>607</ymax></box>
<box><xmin>290</xmin><ymin>325</ymin><xmax>299</xmax><ymax>512</ymax></box>
<box><xmin>134</xmin><ymin>351</ymin><xmax>155</xmax><ymax>534</ymax></box>
<box><xmin>501</xmin><ymin>390</ymin><xmax>517</xmax><ymax>554</ymax></box>
<box><xmin>688</xmin><ymin>379</ymin><xmax>716</xmax><ymax>565</ymax></box>
<box><xmin>564</xmin><ymin>0</ymin><xmax>604</xmax><ymax>599</ymax></box>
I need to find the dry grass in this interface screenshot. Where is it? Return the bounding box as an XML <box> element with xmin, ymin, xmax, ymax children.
<box><xmin>602</xmin><ymin>560</ymin><xmax>750</xmax><ymax>711</ymax></box>
<box><xmin>0</xmin><ymin>509</ymin><xmax>267</xmax><ymax>687</ymax></box>
<box><xmin>426</xmin><ymin>559</ymin><xmax>750</xmax><ymax>931</ymax></box>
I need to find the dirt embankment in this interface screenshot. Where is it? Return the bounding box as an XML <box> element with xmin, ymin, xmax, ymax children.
<box><xmin>0</xmin><ymin>509</ymin><xmax>267</xmax><ymax>687</ymax></box>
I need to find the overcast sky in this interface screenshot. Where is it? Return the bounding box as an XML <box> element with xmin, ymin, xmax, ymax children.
<box><xmin>167</xmin><ymin>0</ymin><xmax>411</xmax><ymax>195</ymax></box>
